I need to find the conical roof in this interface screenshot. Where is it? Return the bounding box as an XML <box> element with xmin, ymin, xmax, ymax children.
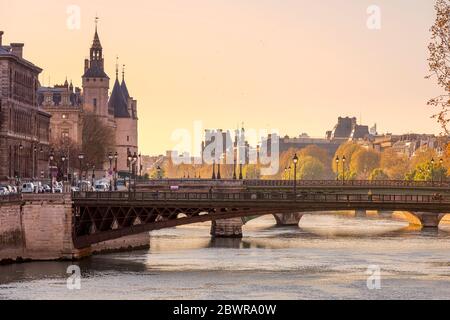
<box><xmin>109</xmin><ymin>79</ymin><xmax>130</xmax><ymax>118</ymax></box>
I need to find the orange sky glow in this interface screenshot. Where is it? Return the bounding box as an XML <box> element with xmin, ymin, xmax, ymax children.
<box><xmin>0</xmin><ymin>0</ymin><xmax>443</xmax><ymax>155</ymax></box>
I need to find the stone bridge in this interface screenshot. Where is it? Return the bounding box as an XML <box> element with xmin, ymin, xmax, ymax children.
<box><xmin>72</xmin><ymin>190</ymin><xmax>449</xmax><ymax>249</ymax></box>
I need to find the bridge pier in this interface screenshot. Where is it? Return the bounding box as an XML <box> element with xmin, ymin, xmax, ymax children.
<box><xmin>273</xmin><ymin>213</ymin><xmax>303</xmax><ymax>226</ymax></box>
<box><xmin>411</xmin><ymin>212</ymin><xmax>446</xmax><ymax>228</ymax></box>
<box><xmin>210</xmin><ymin>218</ymin><xmax>243</xmax><ymax>238</ymax></box>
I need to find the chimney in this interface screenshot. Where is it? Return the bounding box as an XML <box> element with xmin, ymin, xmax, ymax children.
<box><xmin>10</xmin><ymin>43</ymin><xmax>24</xmax><ymax>58</ymax></box>
<box><xmin>0</xmin><ymin>31</ymin><xmax>3</xmax><ymax>47</ymax></box>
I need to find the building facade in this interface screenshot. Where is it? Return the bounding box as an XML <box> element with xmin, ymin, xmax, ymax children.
<box><xmin>0</xmin><ymin>31</ymin><xmax>51</xmax><ymax>183</ymax></box>
<box><xmin>39</xmin><ymin>24</ymin><xmax>138</xmax><ymax>174</ymax></box>
<box><xmin>38</xmin><ymin>82</ymin><xmax>83</xmax><ymax>145</ymax></box>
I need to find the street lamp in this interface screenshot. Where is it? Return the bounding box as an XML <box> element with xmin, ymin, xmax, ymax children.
<box><xmin>342</xmin><ymin>156</ymin><xmax>346</xmax><ymax>184</ymax></box>
<box><xmin>293</xmin><ymin>153</ymin><xmax>298</xmax><ymax>197</ymax></box>
<box><xmin>440</xmin><ymin>158</ymin><xmax>444</xmax><ymax>183</ymax></box>
<box><xmin>18</xmin><ymin>143</ymin><xmax>24</xmax><ymax>185</ymax></box>
<box><xmin>32</xmin><ymin>146</ymin><xmax>37</xmax><ymax>181</ymax></box>
<box><xmin>61</xmin><ymin>155</ymin><xmax>67</xmax><ymax>182</ymax></box>
<box><xmin>132</xmin><ymin>152</ymin><xmax>138</xmax><ymax>192</ymax></box>
<box><xmin>127</xmin><ymin>152</ymin><xmax>133</xmax><ymax>192</ymax></box>
<box><xmin>114</xmin><ymin>152</ymin><xmax>118</xmax><ymax>191</ymax></box>
<box><xmin>78</xmin><ymin>153</ymin><xmax>84</xmax><ymax>187</ymax></box>
<box><xmin>91</xmin><ymin>164</ymin><xmax>96</xmax><ymax>188</ymax></box>
<box><xmin>108</xmin><ymin>152</ymin><xmax>113</xmax><ymax>191</ymax></box>
<box><xmin>49</xmin><ymin>149</ymin><xmax>55</xmax><ymax>193</ymax></box>
<box><xmin>335</xmin><ymin>156</ymin><xmax>340</xmax><ymax>181</ymax></box>
<box><xmin>139</xmin><ymin>153</ymin><xmax>142</xmax><ymax>179</ymax></box>
<box><xmin>284</xmin><ymin>167</ymin><xmax>288</xmax><ymax>180</ymax></box>
<box><xmin>288</xmin><ymin>166</ymin><xmax>291</xmax><ymax>181</ymax></box>
<box><xmin>431</xmin><ymin>158</ymin><xmax>435</xmax><ymax>184</ymax></box>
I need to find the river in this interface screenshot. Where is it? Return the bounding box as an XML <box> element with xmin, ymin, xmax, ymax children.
<box><xmin>1</xmin><ymin>214</ymin><xmax>449</xmax><ymax>300</ymax></box>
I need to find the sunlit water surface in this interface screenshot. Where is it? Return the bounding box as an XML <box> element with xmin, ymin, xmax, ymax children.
<box><xmin>1</xmin><ymin>214</ymin><xmax>449</xmax><ymax>300</ymax></box>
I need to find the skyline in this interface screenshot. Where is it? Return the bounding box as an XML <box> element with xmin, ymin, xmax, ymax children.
<box><xmin>0</xmin><ymin>0</ymin><xmax>443</xmax><ymax>155</ymax></box>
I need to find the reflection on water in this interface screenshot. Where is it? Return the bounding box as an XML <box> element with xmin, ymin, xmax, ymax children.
<box><xmin>0</xmin><ymin>214</ymin><xmax>450</xmax><ymax>300</ymax></box>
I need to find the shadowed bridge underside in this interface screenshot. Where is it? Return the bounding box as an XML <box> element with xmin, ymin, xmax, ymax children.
<box><xmin>72</xmin><ymin>191</ymin><xmax>450</xmax><ymax>248</ymax></box>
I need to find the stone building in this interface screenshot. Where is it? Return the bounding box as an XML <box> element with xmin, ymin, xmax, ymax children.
<box><xmin>0</xmin><ymin>31</ymin><xmax>51</xmax><ymax>183</ymax></box>
<box><xmin>38</xmin><ymin>82</ymin><xmax>83</xmax><ymax>145</ymax></box>
<box><xmin>39</xmin><ymin>23</ymin><xmax>138</xmax><ymax>173</ymax></box>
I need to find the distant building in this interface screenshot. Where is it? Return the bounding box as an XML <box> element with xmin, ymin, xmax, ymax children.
<box><xmin>0</xmin><ymin>31</ymin><xmax>51</xmax><ymax>182</ymax></box>
<box><xmin>327</xmin><ymin>116</ymin><xmax>370</xmax><ymax>141</ymax></box>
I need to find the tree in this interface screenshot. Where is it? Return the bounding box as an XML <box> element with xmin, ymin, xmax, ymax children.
<box><xmin>81</xmin><ymin>112</ymin><xmax>115</xmax><ymax>169</ymax></box>
<box><xmin>297</xmin><ymin>156</ymin><xmax>326</xmax><ymax>180</ymax></box>
<box><xmin>369</xmin><ymin>168</ymin><xmax>389</xmax><ymax>181</ymax></box>
<box><xmin>349</xmin><ymin>149</ymin><xmax>381</xmax><ymax>179</ymax></box>
<box><xmin>380</xmin><ymin>148</ymin><xmax>409</xmax><ymax>180</ymax></box>
<box><xmin>427</xmin><ymin>0</ymin><xmax>450</xmax><ymax>133</ymax></box>
<box><xmin>50</xmin><ymin>137</ymin><xmax>81</xmax><ymax>180</ymax></box>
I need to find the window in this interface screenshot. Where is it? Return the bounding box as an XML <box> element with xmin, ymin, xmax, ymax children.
<box><xmin>127</xmin><ymin>136</ymin><xmax>130</xmax><ymax>142</ymax></box>
<box><xmin>93</xmin><ymin>99</ymin><xmax>97</xmax><ymax>112</ymax></box>
<box><xmin>62</xmin><ymin>130</ymin><xmax>69</xmax><ymax>139</ymax></box>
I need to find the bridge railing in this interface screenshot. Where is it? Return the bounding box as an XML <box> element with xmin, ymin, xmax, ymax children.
<box><xmin>243</xmin><ymin>180</ymin><xmax>450</xmax><ymax>188</ymax></box>
<box><xmin>72</xmin><ymin>191</ymin><xmax>450</xmax><ymax>204</ymax></box>
<box><xmin>139</xmin><ymin>179</ymin><xmax>450</xmax><ymax>188</ymax></box>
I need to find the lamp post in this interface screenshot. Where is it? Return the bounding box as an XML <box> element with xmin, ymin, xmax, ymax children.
<box><xmin>127</xmin><ymin>152</ymin><xmax>133</xmax><ymax>193</ymax></box>
<box><xmin>61</xmin><ymin>155</ymin><xmax>67</xmax><ymax>182</ymax></box>
<box><xmin>78</xmin><ymin>153</ymin><xmax>84</xmax><ymax>187</ymax></box>
<box><xmin>33</xmin><ymin>146</ymin><xmax>37</xmax><ymax>181</ymax></box>
<box><xmin>284</xmin><ymin>167</ymin><xmax>288</xmax><ymax>180</ymax></box>
<box><xmin>108</xmin><ymin>152</ymin><xmax>113</xmax><ymax>191</ymax></box>
<box><xmin>49</xmin><ymin>150</ymin><xmax>54</xmax><ymax>193</ymax></box>
<box><xmin>139</xmin><ymin>153</ymin><xmax>142</xmax><ymax>179</ymax></box>
<box><xmin>335</xmin><ymin>156</ymin><xmax>340</xmax><ymax>181</ymax></box>
<box><xmin>342</xmin><ymin>156</ymin><xmax>346</xmax><ymax>185</ymax></box>
<box><xmin>431</xmin><ymin>158</ymin><xmax>435</xmax><ymax>184</ymax></box>
<box><xmin>18</xmin><ymin>143</ymin><xmax>24</xmax><ymax>185</ymax></box>
<box><xmin>293</xmin><ymin>154</ymin><xmax>298</xmax><ymax>198</ymax></box>
<box><xmin>114</xmin><ymin>152</ymin><xmax>118</xmax><ymax>191</ymax></box>
<box><xmin>132</xmin><ymin>152</ymin><xmax>138</xmax><ymax>192</ymax></box>
<box><xmin>440</xmin><ymin>158</ymin><xmax>444</xmax><ymax>184</ymax></box>
<box><xmin>91</xmin><ymin>164</ymin><xmax>96</xmax><ymax>188</ymax></box>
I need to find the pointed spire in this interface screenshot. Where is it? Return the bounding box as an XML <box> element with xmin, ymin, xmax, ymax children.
<box><xmin>92</xmin><ymin>15</ymin><xmax>102</xmax><ymax>49</ymax></box>
<box><xmin>115</xmin><ymin>56</ymin><xmax>119</xmax><ymax>79</ymax></box>
<box><xmin>122</xmin><ymin>64</ymin><xmax>125</xmax><ymax>82</ymax></box>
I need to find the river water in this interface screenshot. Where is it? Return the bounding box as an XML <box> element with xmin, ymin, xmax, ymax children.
<box><xmin>1</xmin><ymin>214</ymin><xmax>449</xmax><ymax>300</ymax></box>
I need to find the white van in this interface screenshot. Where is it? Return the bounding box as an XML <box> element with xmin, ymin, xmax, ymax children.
<box><xmin>22</xmin><ymin>183</ymin><xmax>35</xmax><ymax>193</ymax></box>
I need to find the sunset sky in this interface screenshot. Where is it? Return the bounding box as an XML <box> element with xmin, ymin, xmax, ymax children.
<box><xmin>0</xmin><ymin>0</ymin><xmax>443</xmax><ymax>155</ymax></box>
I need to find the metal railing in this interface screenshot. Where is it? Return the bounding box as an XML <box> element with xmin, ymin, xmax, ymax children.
<box><xmin>72</xmin><ymin>191</ymin><xmax>450</xmax><ymax>204</ymax></box>
<box><xmin>139</xmin><ymin>179</ymin><xmax>450</xmax><ymax>188</ymax></box>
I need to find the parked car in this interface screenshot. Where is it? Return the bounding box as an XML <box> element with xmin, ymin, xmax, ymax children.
<box><xmin>0</xmin><ymin>187</ymin><xmax>9</xmax><ymax>195</ymax></box>
<box><xmin>21</xmin><ymin>183</ymin><xmax>35</xmax><ymax>193</ymax></box>
<box><xmin>42</xmin><ymin>185</ymin><xmax>52</xmax><ymax>193</ymax></box>
<box><xmin>95</xmin><ymin>183</ymin><xmax>109</xmax><ymax>192</ymax></box>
